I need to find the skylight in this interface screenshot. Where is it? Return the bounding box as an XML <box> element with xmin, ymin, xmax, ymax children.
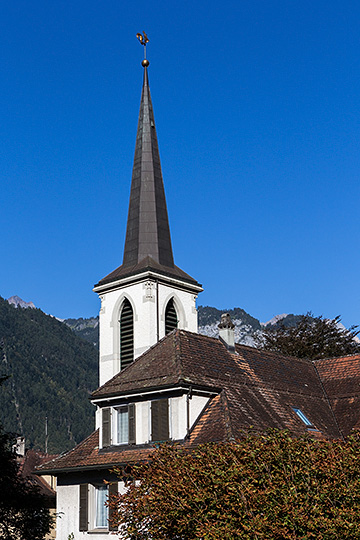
<box><xmin>292</xmin><ymin>408</ymin><xmax>314</xmax><ymax>428</ymax></box>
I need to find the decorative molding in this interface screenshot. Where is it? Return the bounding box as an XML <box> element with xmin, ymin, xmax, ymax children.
<box><xmin>144</xmin><ymin>280</ymin><xmax>155</xmax><ymax>301</ymax></box>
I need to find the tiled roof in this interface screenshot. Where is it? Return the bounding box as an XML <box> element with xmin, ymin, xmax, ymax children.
<box><xmin>315</xmin><ymin>354</ymin><xmax>360</xmax><ymax>436</ymax></box>
<box><xmin>19</xmin><ymin>450</ymin><xmax>57</xmax><ymax>499</ymax></box>
<box><xmin>37</xmin><ymin>430</ymin><xmax>155</xmax><ymax>473</ymax></box>
<box><xmin>91</xmin><ymin>330</ymin><xmax>343</xmax><ymax>440</ymax></box>
<box><xmin>39</xmin><ymin>333</ymin><xmax>360</xmax><ymax>474</ymax></box>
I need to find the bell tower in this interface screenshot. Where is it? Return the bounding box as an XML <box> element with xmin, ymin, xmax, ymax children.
<box><xmin>94</xmin><ymin>36</ymin><xmax>202</xmax><ymax>386</ymax></box>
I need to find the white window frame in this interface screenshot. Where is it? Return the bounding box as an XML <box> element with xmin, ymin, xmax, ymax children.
<box><xmin>116</xmin><ymin>405</ymin><xmax>129</xmax><ymax>445</ymax></box>
<box><xmin>95</xmin><ymin>485</ymin><xmax>108</xmax><ymax>529</ymax></box>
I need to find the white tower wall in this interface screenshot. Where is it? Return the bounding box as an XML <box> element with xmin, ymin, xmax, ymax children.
<box><xmin>95</xmin><ymin>273</ymin><xmax>201</xmax><ymax>386</ymax></box>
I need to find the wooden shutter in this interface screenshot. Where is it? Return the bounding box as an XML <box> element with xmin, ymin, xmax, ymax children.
<box><xmin>102</xmin><ymin>408</ymin><xmax>111</xmax><ymax>447</ymax></box>
<box><xmin>151</xmin><ymin>399</ymin><xmax>169</xmax><ymax>441</ymax></box>
<box><xmin>108</xmin><ymin>482</ymin><xmax>118</xmax><ymax>531</ymax></box>
<box><xmin>128</xmin><ymin>403</ymin><xmax>136</xmax><ymax>445</ymax></box>
<box><xmin>79</xmin><ymin>483</ymin><xmax>88</xmax><ymax>531</ymax></box>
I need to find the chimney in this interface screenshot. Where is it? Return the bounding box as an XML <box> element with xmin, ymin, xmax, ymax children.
<box><xmin>218</xmin><ymin>313</ymin><xmax>235</xmax><ymax>352</ymax></box>
<box><xmin>13</xmin><ymin>436</ymin><xmax>25</xmax><ymax>457</ymax></box>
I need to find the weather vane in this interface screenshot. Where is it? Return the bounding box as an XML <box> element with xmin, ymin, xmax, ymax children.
<box><xmin>136</xmin><ymin>31</ymin><xmax>149</xmax><ymax>67</ymax></box>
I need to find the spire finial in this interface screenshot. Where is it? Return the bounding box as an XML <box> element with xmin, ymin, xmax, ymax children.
<box><xmin>136</xmin><ymin>32</ymin><xmax>150</xmax><ymax>67</ymax></box>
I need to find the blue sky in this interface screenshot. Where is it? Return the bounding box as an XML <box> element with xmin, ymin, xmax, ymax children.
<box><xmin>1</xmin><ymin>1</ymin><xmax>359</xmax><ymax>327</ymax></box>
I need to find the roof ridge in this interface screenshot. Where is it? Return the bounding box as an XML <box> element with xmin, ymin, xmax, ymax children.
<box><xmin>313</xmin><ymin>352</ymin><xmax>360</xmax><ymax>363</ymax></box>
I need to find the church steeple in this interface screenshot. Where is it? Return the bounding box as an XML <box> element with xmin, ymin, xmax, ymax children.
<box><xmin>96</xmin><ymin>41</ymin><xmax>200</xmax><ymax>288</ymax></box>
<box><xmin>123</xmin><ymin>62</ymin><xmax>174</xmax><ymax>269</ymax></box>
<box><xmin>94</xmin><ymin>38</ymin><xmax>202</xmax><ymax>386</ymax></box>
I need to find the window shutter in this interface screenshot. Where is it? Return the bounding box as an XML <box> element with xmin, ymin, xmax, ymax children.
<box><xmin>108</xmin><ymin>482</ymin><xmax>118</xmax><ymax>531</ymax></box>
<box><xmin>151</xmin><ymin>399</ymin><xmax>169</xmax><ymax>441</ymax></box>
<box><xmin>79</xmin><ymin>484</ymin><xmax>88</xmax><ymax>531</ymax></box>
<box><xmin>128</xmin><ymin>403</ymin><xmax>136</xmax><ymax>445</ymax></box>
<box><xmin>102</xmin><ymin>408</ymin><xmax>111</xmax><ymax>447</ymax></box>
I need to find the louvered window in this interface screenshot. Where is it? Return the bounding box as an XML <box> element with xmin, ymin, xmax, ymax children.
<box><xmin>151</xmin><ymin>399</ymin><xmax>169</xmax><ymax>442</ymax></box>
<box><xmin>120</xmin><ymin>299</ymin><xmax>134</xmax><ymax>370</ymax></box>
<box><xmin>165</xmin><ymin>299</ymin><xmax>178</xmax><ymax>335</ymax></box>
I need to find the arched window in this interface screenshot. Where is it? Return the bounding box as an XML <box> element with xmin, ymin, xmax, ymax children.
<box><xmin>120</xmin><ymin>299</ymin><xmax>134</xmax><ymax>370</ymax></box>
<box><xmin>165</xmin><ymin>298</ymin><xmax>178</xmax><ymax>335</ymax></box>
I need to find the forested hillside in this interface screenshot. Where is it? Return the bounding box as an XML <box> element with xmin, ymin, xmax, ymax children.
<box><xmin>0</xmin><ymin>297</ymin><xmax>98</xmax><ymax>453</ymax></box>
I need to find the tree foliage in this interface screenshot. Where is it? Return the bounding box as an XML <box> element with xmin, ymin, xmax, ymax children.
<box><xmin>0</xmin><ymin>296</ymin><xmax>98</xmax><ymax>452</ymax></box>
<box><xmin>0</xmin><ymin>425</ymin><xmax>52</xmax><ymax>540</ymax></box>
<box><xmin>261</xmin><ymin>313</ymin><xmax>360</xmax><ymax>360</ymax></box>
<box><xmin>110</xmin><ymin>431</ymin><xmax>360</xmax><ymax>540</ymax></box>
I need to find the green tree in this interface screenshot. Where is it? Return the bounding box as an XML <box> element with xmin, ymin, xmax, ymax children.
<box><xmin>109</xmin><ymin>431</ymin><xmax>360</xmax><ymax>540</ymax></box>
<box><xmin>261</xmin><ymin>313</ymin><xmax>360</xmax><ymax>360</ymax></box>
<box><xmin>0</xmin><ymin>424</ymin><xmax>52</xmax><ymax>540</ymax></box>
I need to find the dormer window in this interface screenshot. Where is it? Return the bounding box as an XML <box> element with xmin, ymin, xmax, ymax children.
<box><xmin>292</xmin><ymin>407</ymin><xmax>314</xmax><ymax>428</ymax></box>
<box><xmin>117</xmin><ymin>404</ymin><xmax>135</xmax><ymax>445</ymax></box>
<box><xmin>101</xmin><ymin>404</ymin><xmax>136</xmax><ymax>447</ymax></box>
<box><xmin>165</xmin><ymin>299</ymin><xmax>177</xmax><ymax>335</ymax></box>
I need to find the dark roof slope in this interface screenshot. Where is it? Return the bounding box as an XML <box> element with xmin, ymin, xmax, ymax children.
<box><xmin>95</xmin><ymin>66</ymin><xmax>200</xmax><ymax>289</ymax></box>
<box><xmin>315</xmin><ymin>354</ymin><xmax>360</xmax><ymax>436</ymax></box>
<box><xmin>92</xmin><ymin>330</ymin><xmax>341</xmax><ymax>439</ymax></box>
<box><xmin>40</xmin><ymin>333</ymin><xmax>357</xmax><ymax>474</ymax></box>
<box><xmin>96</xmin><ymin>256</ymin><xmax>200</xmax><ymax>288</ymax></box>
<box><xmin>19</xmin><ymin>450</ymin><xmax>57</xmax><ymax>502</ymax></box>
<box><xmin>37</xmin><ymin>429</ymin><xmax>178</xmax><ymax>473</ymax></box>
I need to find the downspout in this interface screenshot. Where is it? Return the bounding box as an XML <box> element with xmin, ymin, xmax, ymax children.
<box><xmin>186</xmin><ymin>385</ymin><xmax>193</xmax><ymax>437</ymax></box>
<box><xmin>156</xmin><ymin>279</ymin><xmax>159</xmax><ymax>342</ymax></box>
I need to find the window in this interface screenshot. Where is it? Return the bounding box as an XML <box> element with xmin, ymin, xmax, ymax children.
<box><xmin>95</xmin><ymin>486</ymin><xmax>108</xmax><ymax>528</ymax></box>
<box><xmin>117</xmin><ymin>406</ymin><xmax>128</xmax><ymax>444</ymax></box>
<box><xmin>120</xmin><ymin>299</ymin><xmax>134</xmax><ymax>370</ymax></box>
<box><xmin>117</xmin><ymin>404</ymin><xmax>135</xmax><ymax>445</ymax></box>
<box><xmin>165</xmin><ymin>299</ymin><xmax>178</xmax><ymax>335</ymax></box>
<box><xmin>151</xmin><ymin>399</ymin><xmax>169</xmax><ymax>442</ymax></box>
<box><xmin>79</xmin><ymin>483</ymin><xmax>118</xmax><ymax>532</ymax></box>
<box><xmin>292</xmin><ymin>408</ymin><xmax>314</xmax><ymax>428</ymax></box>
<box><xmin>101</xmin><ymin>405</ymin><xmax>136</xmax><ymax>448</ymax></box>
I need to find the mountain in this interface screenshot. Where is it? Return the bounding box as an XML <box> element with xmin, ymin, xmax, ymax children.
<box><xmin>64</xmin><ymin>306</ymin><xmax>264</xmax><ymax>349</ymax></box>
<box><xmin>0</xmin><ymin>296</ymin><xmax>98</xmax><ymax>454</ymax></box>
<box><xmin>198</xmin><ymin>306</ymin><xmax>262</xmax><ymax>347</ymax></box>
<box><xmin>65</xmin><ymin>317</ymin><xmax>99</xmax><ymax>347</ymax></box>
<box><xmin>7</xmin><ymin>295</ymin><xmax>36</xmax><ymax>309</ymax></box>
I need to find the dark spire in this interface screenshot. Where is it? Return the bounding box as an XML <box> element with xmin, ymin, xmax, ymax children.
<box><xmin>122</xmin><ymin>63</ymin><xmax>174</xmax><ymax>269</ymax></box>
<box><xmin>95</xmin><ymin>48</ymin><xmax>201</xmax><ymax>289</ymax></box>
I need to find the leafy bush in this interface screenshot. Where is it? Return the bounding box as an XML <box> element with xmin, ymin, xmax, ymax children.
<box><xmin>110</xmin><ymin>430</ymin><xmax>360</xmax><ymax>539</ymax></box>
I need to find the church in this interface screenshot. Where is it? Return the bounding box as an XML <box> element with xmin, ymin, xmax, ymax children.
<box><xmin>38</xmin><ymin>42</ymin><xmax>360</xmax><ymax>539</ymax></box>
